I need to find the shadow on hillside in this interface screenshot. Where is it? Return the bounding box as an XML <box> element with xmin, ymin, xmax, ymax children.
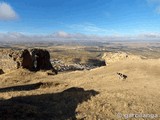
<box><xmin>87</xmin><ymin>59</ymin><xmax>106</xmax><ymax>67</ymax></box>
<box><xmin>0</xmin><ymin>87</ymin><xmax>99</xmax><ymax>120</ymax></box>
<box><xmin>0</xmin><ymin>82</ymin><xmax>44</xmax><ymax>92</ymax></box>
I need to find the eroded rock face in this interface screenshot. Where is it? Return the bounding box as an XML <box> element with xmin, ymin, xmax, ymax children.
<box><xmin>0</xmin><ymin>49</ymin><xmax>57</xmax><ymax>74</ymax></box>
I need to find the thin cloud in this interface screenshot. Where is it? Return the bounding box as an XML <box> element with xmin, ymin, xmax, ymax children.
<box><xmin>52</xmin><ymin>31</ymin><xmax>70</xmax><ymax>38</ymax></box>
<box><xmin>147</xmin><ymin>0</ymin><xmax>160</xmax><ymax>14</ymax></box>
<box><xmin>68</xmin><ymin>23</ymin><xmax>115</xmax><ymax>35</ymax></box>
<box><xmin>0</xmin><ymin>2</ymin><xmax>18</xmax><ymax>20</ymax></box>
<box><xmin>156</xmin><ymin>6</ymin><xmax>160</xmax><ymax>14</ymax></box>
<box><xmin>147</xmin><ymin>0</ymin><xmax>160</xmax><ymax>3</ymax></box>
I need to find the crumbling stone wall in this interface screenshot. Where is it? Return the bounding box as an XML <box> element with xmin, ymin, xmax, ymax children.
<box><xmin>0</xmin><ymin>49</ymin><xmax>20</xmax><ymax>72</ymax></box>
<box><xmin>30</xmin><ymin>49</ymin><xmax>53</xmax><ymax>70</ymax></box>
<box><xmin>0</xmin><ymin>49</ymin><xmax>57</xmax><ymax>74</ymax></box>
<box><xmin>21</xmin><ymin>49</ymin><xmax>33</xmax><ymax>69</ymax></box>
<box><xmin>7</xmin><ymin>49</ymin><xmax>33</xmax><ymax>69</ymax></box>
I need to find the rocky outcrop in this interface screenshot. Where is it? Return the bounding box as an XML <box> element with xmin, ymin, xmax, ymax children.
<box><xmin>102</xmin><ymin>52</ymin><xmax>141</xmax><ymax>65</ymax></box>
<box><xmin>0</xmin><ymin>49</ymin><xmax>57</xmax><ymax>74</ymax></box>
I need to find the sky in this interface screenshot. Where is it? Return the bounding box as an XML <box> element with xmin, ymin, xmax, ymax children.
<box><xmin>0</xmin><ymin>0</ymin><xmax>160</xmax><ymax>41</ymax></box>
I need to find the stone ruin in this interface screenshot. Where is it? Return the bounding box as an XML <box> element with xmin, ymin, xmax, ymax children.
<box><xmin>0</xmin><ymin>49</ymin><xmax>57</xmax><ymax>74</ymax></box>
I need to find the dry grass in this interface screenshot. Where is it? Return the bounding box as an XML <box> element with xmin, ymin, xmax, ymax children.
<box><xmin>0</xmin><ymin>55</ymin><xmax>160</xmax><ymax>119</ymax></box>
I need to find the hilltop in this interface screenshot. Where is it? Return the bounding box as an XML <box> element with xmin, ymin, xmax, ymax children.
<box><xmin>0</xmin><ymin>50</ymin><xmax>160</xmax><ymax>119</ymax></box>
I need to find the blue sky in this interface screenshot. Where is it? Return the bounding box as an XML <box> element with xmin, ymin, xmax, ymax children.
<box><xmin>0</xmin><ymin>0</ymin><xmax>160</xmax><ymax>36</ymax></box>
